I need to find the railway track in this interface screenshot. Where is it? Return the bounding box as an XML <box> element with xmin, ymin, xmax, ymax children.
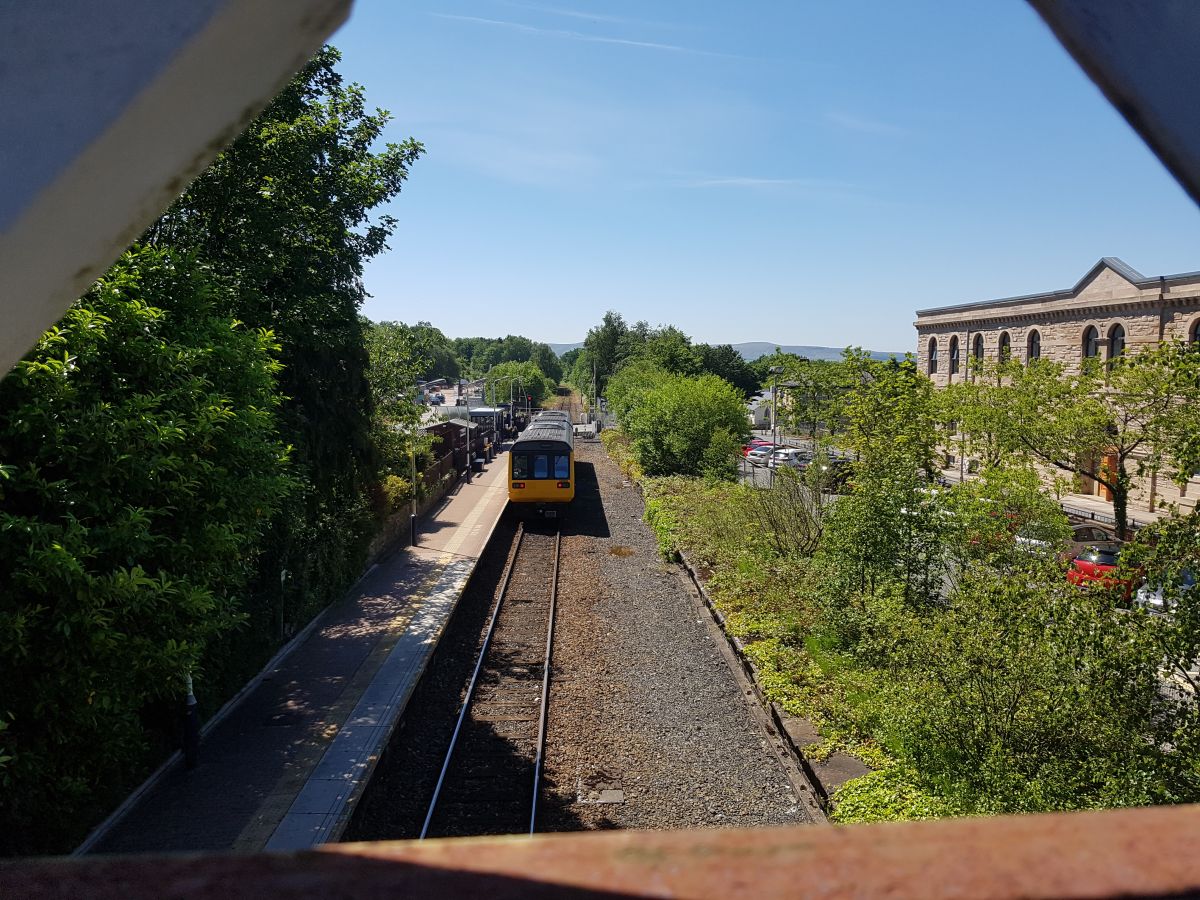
<box><xmin>420</xmin><ymin>522</ymin><xmax>561</xmax><ymax>838</ymax></box>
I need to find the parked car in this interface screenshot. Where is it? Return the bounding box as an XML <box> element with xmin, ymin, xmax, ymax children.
<box><xmin>1067</xmin><ymin>547</ymin><xmax>1136</xmax><ymax>598</ymax></box>
<box><xmin>746</xmin><ymin>446</ymin><xmax>775</xmax><ymax>467</ymax></box>
<box><xmin>741</xmin><ymin>439</ymin><xmax>773</xmax><ymax>457</ymax></box>
<box><xmin>810</xmin><ymin>457</ymin><xmax>852</xmax><ymax>492</ymax></box>
<box><xmin>768</xmin><ymin>447</ymin><xmax>812</xmax><ymax>469</ymax></box>
<box><xmin>1066</xmin><ymin>523</ymin><xmax>1121</xmax><ymax>559</ymax></box>
<box><xmin>1134</xmin><ymin>568</ymin><xmax>1196</xmax><ymax>615</ymax></box>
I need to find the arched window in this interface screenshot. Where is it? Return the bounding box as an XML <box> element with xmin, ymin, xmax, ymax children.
<box><xmin>998</xmin><ymin>331</ymin><xmax>1011</xmax><ymax>361</ymax></box>
<box><xmin>1027</xmin><ymin>329</ymin><xmax>1041</xmax><ymax>361</ymax></box>
<box><xmin>1108</xmin><ymin>324</ymin><xmax>1126</xmax><ymax>361</ymax></box>
<box><xmin>1190</xmin><ymin>319</ymin><xmax>1199</xmax><ymax>344</ymax></box>
<box><xmin>949</xmin><ymin>336</ymin><xmax>960</xmax><ymax>375</ymax></box>
<box><xmin>973</xmin><ymin>333</ymin><xmax>984</xmax><ymax>361</ymax></box>
<box><xmin>1082</xmin><ymin>325</ymin><xmax>1100</xmax><ymax>359</ymax></box>
<box><xmin>927</xmin><ymin>337</ymin><xmax>938</xmax><ymax>374</ymax></box>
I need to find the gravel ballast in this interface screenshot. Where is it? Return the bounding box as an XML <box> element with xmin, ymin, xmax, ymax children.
<box><xmin>539</xmin><ymin>439</ymin><xmax>816</xmax><ymax>830</ymax></box>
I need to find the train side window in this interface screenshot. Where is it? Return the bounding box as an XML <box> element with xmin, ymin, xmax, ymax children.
<box><xmin>554</xmin><ymin>454</ymin><xmax>569</xmax><ymax>478</ymax></box>
<box><xmin>512</xmin><ymin>454</ymin><xmax>529</xmax><ymax>479</ymax></box>
<box><xmin>533</xmin><ymin>454</ymin><xmax>549</xmax><ymax>478</ymax></box>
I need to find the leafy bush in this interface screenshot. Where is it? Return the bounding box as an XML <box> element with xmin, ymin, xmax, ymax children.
<box><xmin>0</xmin><ymin>248</ymin><xmax>291</xmax><ymax>853</ymax></box>
<box><xmin>831</xmin><ymin>767</ymin><xmax>952</xmax><ymax>823</ymax></box>
<box><xmin>380</xmin><ymin>475</ymin><xmax>413</xmax><ymax>512</ymax></box>
<box><xmin>623</xmin><ymin>374</ymin><xmax>749</xmax><ymax>477</ymax></box>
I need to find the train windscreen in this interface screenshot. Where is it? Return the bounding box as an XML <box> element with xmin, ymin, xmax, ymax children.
<box><xmin>512</xmin><ymin>450</ymin><xmax>570</xmax><ymax>480</ymax></box>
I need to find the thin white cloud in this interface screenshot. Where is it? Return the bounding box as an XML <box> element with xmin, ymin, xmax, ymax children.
<box><xmin>496</xmin><ymin>2</ymin><xmax>688</xmax><ymax>30</ymax></box>
<box><xmin>432</xmin><ymin>13</ymin><xmax>741</xmax><ymax>58</ymax></box>
<box><xmin>682</xmin><ymin>175</ymin><xmax>859</xmax><ymax>190</ymax></box>
<box><xmin>825</xmin><ymin>111</ymin><xmax>908</xmax><ymax>136</ymax></box>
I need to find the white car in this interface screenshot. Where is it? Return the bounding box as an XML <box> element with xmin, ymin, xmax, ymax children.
<box><xmin>1135</xmin><ymin>569</ymin><xmax>1196</xmax><ymax>615</ymax></box>
<box><xmin>768</xmin><ymin>448</ymin><xmax>812</xmax><ymax>469</ymax></box>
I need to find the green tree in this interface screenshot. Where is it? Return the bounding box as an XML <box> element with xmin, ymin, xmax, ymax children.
<box><xmin>640</xmin><ymin>325</ymin><xmax>701</xmax><ymax>376</ymax></box>
<box><xmin>623</xmin><ymin>375</ymin><xmax>750</xmax><ymax>477</ymax></box>
<box><xmin>939</xmin><ymin>357</ymin><xmax>1024</xmax><ymax>470</ymax></box>
<box><xmin>145</xmin><ymin>46</ymin><xmax>424</xmax><ymax>621</ymax></box>
<box><xmin>697</xmin><ymin>343</ymin><xmax>759</xmax><ymax>398</ymax></box>
<box><xmin>364</xmin><ymin>321</ymin><xmax>429</xmax><ymax>498</ymax></box>
<box><xmin>484</xmin><ymin>360</ymin><xmax>554</xmax><ymax>407</ymax></box>
<box><xmin>996</xmin><ymin>346</ymin><xmax>1200</xmax><ymax>537</ymax></box>
<box><xmin>0</xmin><ymin>249</ymin><xmax>291</xmax><ymax>853</ymax></box>
<box><xmin>408</xmin><ymin>322</ymin><xmax>460</xmax><ymax>381</ymax></box>
<box><xmin>782</xmin><ymin>358</ymin><xmax>851</xmax><ymax>438</ymax></box>
<box><xmin>453</xmin><ymin>335</ymin><xmax>562</xmax><ymax>383</ymax></box>
<box><xmin>581</xmin><ymin>311</ymin><xmax>630</xmax><ymax>395</ymax></box>
<box><xmin>559</xmin><ymin>347</ymin><xmax>582</xmax><ymax>373</ymax></box>
<box><xmin>530</xmin><ymin>342</ymin><xmax>564</xmax><ymax>383</ymax></box>
<box><xmin>606</xmin><ymin>359</ymin><xmax>668</xmax><ymax>425</ymax></box>
<box><xmin>820</xmin><ymin>352</ymin><xmax>945</xmax><ymax>611</ymax></box>
<box><xmin>942</xmin><ymin>464</ymin><xmax>1071</xmax><ymax>572</ymax></box>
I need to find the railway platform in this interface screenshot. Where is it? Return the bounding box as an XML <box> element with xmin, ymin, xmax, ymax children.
<box><xmin>81</xmin><ymin>450</ymin><xmax>512</xmax><ymax>856</ymax></box>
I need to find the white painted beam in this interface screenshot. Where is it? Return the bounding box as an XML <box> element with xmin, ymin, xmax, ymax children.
<box><xmin>0</xmin><ymin>0</ymin><xmax>351</xmax><ymax>375</ymax></box>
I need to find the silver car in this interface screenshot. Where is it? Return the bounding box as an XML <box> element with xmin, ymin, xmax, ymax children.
<box><xmin>1135</xmin><ymin>568</ymin><xmax>1196</xmax><ymax>615</ymax></box>
<box><xmin>746</xmin><ymin>446</ymin><xmax>775</xmax><ymax>467</ymax></box>
<box><xmin>1067</xmin><ymin>523</ymin><xmax>1121</xmax><ymax>558</ymax></box>
<box><xmin>768</xmin><ymin>448</ymin><xmax>812</xmax><ymax>469</ymax></box>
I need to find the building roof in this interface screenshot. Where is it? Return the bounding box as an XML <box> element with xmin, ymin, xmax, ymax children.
<box><xmin>915</xmin><ymin>257</ymin><xmax>1200</xmax><ymax>318</ymax></box>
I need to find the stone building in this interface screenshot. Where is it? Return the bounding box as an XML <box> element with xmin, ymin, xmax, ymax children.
<box><xmin>913</xmin><ymin>258</ymin><xmax>1200</xmax><ymax>518</ymax></box>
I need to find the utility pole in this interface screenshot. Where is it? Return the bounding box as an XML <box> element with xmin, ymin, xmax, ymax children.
<box><xmin>769</xmin><ymin>366</ymin><xmax>784</xmax><ymax>488</ymax></box>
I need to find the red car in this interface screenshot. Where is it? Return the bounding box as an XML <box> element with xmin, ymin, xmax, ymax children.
<box><xmin>742</xmin><ymin>439</ymin><xmax>773</xmax><ymax>457</ymax></box>
<box><xmin>1067</xmin><ymin>547</ymin><xmax>1136</xmax><ymax>598</ymax></box>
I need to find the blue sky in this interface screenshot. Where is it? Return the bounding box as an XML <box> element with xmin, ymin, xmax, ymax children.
<box><xmin>331</xmin><ymin>2</ymin><xmax>1200</xmax><ymax>353</ymax></box>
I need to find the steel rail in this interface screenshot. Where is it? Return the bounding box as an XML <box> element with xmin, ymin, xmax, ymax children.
<box><xmin>419</xmin><ymin>523</ymin><xmax>526</xmax><ymax>840</ymax></box>
<box><xmin>529</xmin><ymin>526</ymin><xmax>561</xmax><ymax>834</ymax></box>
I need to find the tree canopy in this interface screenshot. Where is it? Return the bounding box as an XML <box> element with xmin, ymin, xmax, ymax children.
<box><xmin>145</xmin><ymin>44</ymin><xmax>424</xmax><ymax>623</ymax></box>
<box><xmin>0</xmin><ymin>249</ymin><xmax>291</xmax><ymax>853</ymax></box>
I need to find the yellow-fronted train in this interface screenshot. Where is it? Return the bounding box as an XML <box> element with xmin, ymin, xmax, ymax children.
<box><xmin>508</xmin><ymin>413</ymin><xmax>574</xmax><ymax>516</ymax></box>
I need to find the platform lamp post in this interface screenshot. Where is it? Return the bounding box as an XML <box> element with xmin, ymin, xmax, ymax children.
<box><xmin>769</xmin><ymin>366</ymin><xmax>784</xmax><ymax>488</ymax></box>
<box><xmin>409</xmin><ymin>430</ymin><xmax>418</xmax><ymax>546</ymax></box>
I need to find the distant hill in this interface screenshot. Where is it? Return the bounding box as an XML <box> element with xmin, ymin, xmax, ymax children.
<box><xmin>730</xmin><ymin>342</ymin><xmax>902</xmax><ymax>362</ymax></box>
<box><xmin>548</xmin><ymin>340</ymin><xmax>902</xmax><ymax>361</ymax></box>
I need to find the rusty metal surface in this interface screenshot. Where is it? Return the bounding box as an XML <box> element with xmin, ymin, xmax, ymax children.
<box><xmin>1028</xmin><ymin>0</ymin><xmax>1200</xmax><ymax>207</ymax></box>
<box><xmin>6</xmin><ymin>804</ymin><xmax>1200</xmax><ymax>898</ymax></box>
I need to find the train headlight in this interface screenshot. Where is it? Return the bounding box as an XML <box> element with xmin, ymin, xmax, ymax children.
<box><xmin>556</xmin><ymin>481</ymin><xmax>570</xmax><ymax>489</ymax></box>
<box><xmin>512</xmin><ymin>482</ymin><xmax>525</xmax><ymax>489</ymax></box>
